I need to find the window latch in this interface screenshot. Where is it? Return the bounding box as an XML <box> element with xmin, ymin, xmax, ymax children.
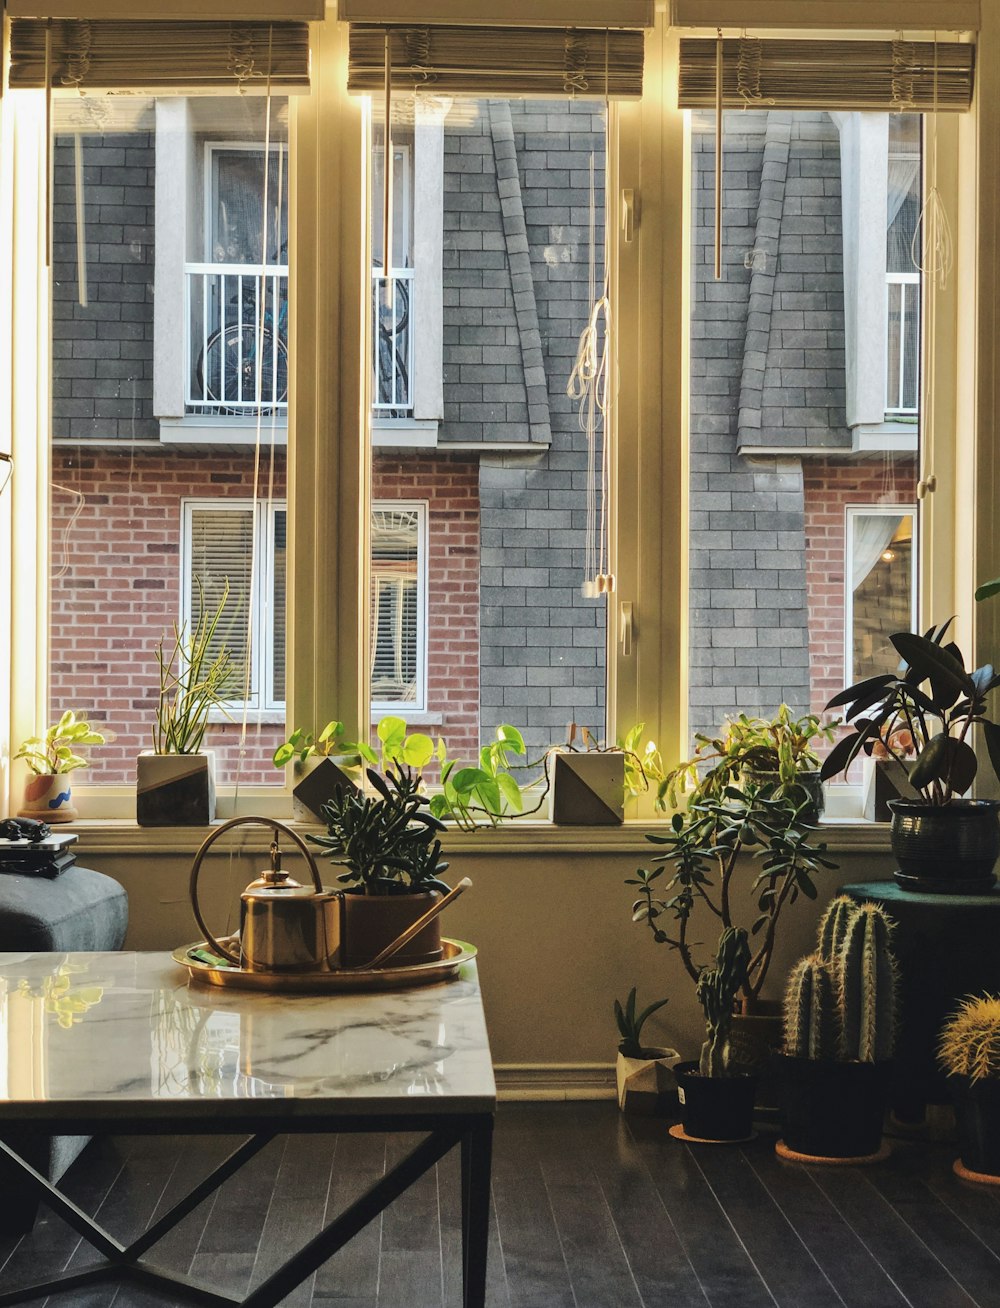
<box><xmin>917</xmin><ymin>474</ymin><xmax>937</xmax><ymax>499</ymax></box>
<box><xmin>622</xmin><ymin>189</ymin><xmax>636</xmax><ymax>244</ymax></box>
<box><xmin>620</xmin><ymin>601</ymin><xmax>634</xmax><ymax>657</ymax></box>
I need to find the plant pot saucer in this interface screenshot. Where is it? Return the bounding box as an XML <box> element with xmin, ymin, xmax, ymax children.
<box><xmin>953</xmin><ymin>1158</ymin><xmax>1000</xmax><ymax>1186</ymax></box>
<box><xmin>775</xmin><ymin>1138</ymin><xmax>890</xmax><ymax>1166</ymax></box>
<box><xmin>893</xmin><ymin>869</ymin><xmax>998</xmax><ymax>895</ymax></box>
<box><xmin>668</xmin><ymin>1123</ymin><xmax>757</xmax><ymax>1145</ymax></box>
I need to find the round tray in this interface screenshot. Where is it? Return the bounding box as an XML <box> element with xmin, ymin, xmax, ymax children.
<box><xmin>172</xmin><ymin>938</ymin><xmax>477</xmax><ymax>993</ymax></box>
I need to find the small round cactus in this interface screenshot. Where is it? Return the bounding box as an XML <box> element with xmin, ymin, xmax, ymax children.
<box><xmin>939</xmin><ymin>995</ymin><xmax>1000</xmax><ymax>1083</ymax></box>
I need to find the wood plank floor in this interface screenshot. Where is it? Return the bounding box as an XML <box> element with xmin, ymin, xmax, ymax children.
<box><xmin>2</xmin><ymin>1102</ymin><xmax>999</xmax><ymax>1307</ymax></box>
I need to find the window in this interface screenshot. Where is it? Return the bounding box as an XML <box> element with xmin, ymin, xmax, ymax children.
<box><xmin>885</xmin><ymin>115</ymin><xmax>921</xmax><ymax>420</ymax></box>
<box><xmin>183</xmin><ymin>500</ymin><xmax>286</xmax><ymax>717</ymax></box>
<box><xmin>370</xmin><ymin>504</ymin><xmax>425</xmax><ymax>710</ymax></box>
<box><xmin>846</xmin><ymin>507</ymin><xmax>917</xmax><ymax>685</ymax></box>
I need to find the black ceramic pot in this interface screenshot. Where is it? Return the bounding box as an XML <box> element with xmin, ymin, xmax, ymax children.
<box><xmin>674</xmin><ymin>1061</ymin><xmax>757</xmax><ymax>1142</ymax></box>
<box><xmin>950</xmin><ymin>1074</ymin><xmax>1000</xmax><ymax>1179</ymax></box>
<box><xmin>772</xmin><ymin>1052</ymin><xmax>891</xmax><ymax>1161</ymax></box>
<box><xmin>888</xmin><ymin>798</ymin><xmax>1000</xmax><ymax>893</ymax></box>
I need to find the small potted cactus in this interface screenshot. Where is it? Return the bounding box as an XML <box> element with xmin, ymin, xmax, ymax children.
<box><xmin>939</xmin><ymin>995</ymin><xmax>1000</xmax><ymax>1183</ymax></box>
<box><xmin>613</xmin><ymin>987</ymin><xmax>680</xmax><ymax>1115</ymax></box>
<box><xmin>772</xmin><ymin>896</ymin><xmax>899</xmax><ymax>1163</ymax></box>
<box><xmin>671</xmin><ymin>927</ymin><xmax>758</xmax><ymax>1143</ymax></box>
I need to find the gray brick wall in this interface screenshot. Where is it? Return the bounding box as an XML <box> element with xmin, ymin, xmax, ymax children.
<box><xmin>689</xmin><ymin>110</ymin><xmax>814</xmax><ymax>740</ymax></box>
<box><xmin>472</xmin><ymin>100</ymin><xmax>608</xmax><ymax>756</ymax></box>
<box><xmin>51</xmin><ymin>133</ymin><xmax>157</xmax><ymax>441</ymax></box>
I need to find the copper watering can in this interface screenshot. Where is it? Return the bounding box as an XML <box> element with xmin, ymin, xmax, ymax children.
<box><xmin>189</xmin><ymin>816</ymin><xmax>343</xmax><ymax>973</ymax></box>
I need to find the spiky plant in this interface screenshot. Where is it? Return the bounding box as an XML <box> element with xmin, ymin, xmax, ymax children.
<box><xmin>816</xmin><ymin>895</ymin><xmax>856</xmax><ymax>965</ymax></box>
<box><xmin>939</xmin><ymin>996</ymin><xmax>1000</xmax><ymax>1083</ymax></box>
<box><xmin>838</xmin><ymin>903</ymin><xmax>898</xmax><ymax>1062</ymax></box>
<box><xmin>696</xmin><ymin>927</ymin><xmax>751</xmax><ymax>1077</ymax></box>
<box><xmin>614</xmin><ymin>987</ymin><xmax>670</xmax><ymax>1059</ymax></box>
<box><xmin>783</xmin><ymin>955</ymin><xmax>840</xmax><ymax>1060</ymax></box>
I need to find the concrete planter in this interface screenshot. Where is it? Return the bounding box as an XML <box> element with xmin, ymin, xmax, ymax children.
<box><xmin>615</xmin><ymin>1046</ymin><xmax>682</xmax><ymax>1115</ymax></box>
<box><xmin>292</xmin><ymin>755</ymin><xmax>362</xmax><ymax>823</ymax></box>
<box><xmin>549</xmin><ymin>751</ymin><xmax>625</xmax><ymax>825</ymax></box>
<box><xmin>136</xmin><ymin>751</ymin><xmax>216</xmax><ymax>826</ymax></box>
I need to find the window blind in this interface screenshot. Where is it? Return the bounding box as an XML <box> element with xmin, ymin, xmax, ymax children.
<box><xmin>188</xmin><ymin>507</ymin><xmax>255</xmax><ymax>691</ymax></box>
<box><xmin>370</xmin><ymin>508</ymin><xmax>420</xmax><ymax>706</ymax></box>
<box><xmin>5</xmin><ymin>1</ymin><xmax>323</xmax><ymax>17</ymax></box>
<box><xmin>7</xmin><ymin>19</ymin><xmax>311</xmax><ymax>93</ymax></box>
<box><xmin>669</xmin><ymin>1</ymin><xmax>980</xmax><ymax>30</ymax></box>
<box><xmin>339</xmin><ymin>1</ymin><xmax>653</xmax><ymax>28</ymax></box>
<box><xmin>347</xmin><ymin>24</ymin><xmax>645</xmax><ymax>98</ymax></box>
<box><xmin>677</xmin><ymin>37</ymin><xmax>975</xmax><ymax>112</ymax></box>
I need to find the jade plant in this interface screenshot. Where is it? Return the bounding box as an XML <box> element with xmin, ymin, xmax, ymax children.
<box><xmin>626</xmin><ymin>786</ymin><xmax>837</xmax><ymax>1011</ymax></box>
<box><xmin>821</xmin><ymin>619</ymin><xmax>1000</xmax><ymax>804</ymax></box>
<box><xmin>15</xmin><ymin>710</ymin><xmax>106</xmax><ymax>775</ymax></box>
<box><xmin>614</xmin><ymin>987</ymin><xmax>670</xmax><ymax>1060</ymax></box>
<box><xmin>309</xmin><ymin>765</ymin><xmax>451</xmax><ymax>896</ymax></box>
<box><xmin>939</xmin><ymin>995</ymin><xmax>1000</xmax><ymax>1083</ymax></box>
<box><xmin>695</xmin><ymin>927</ymin><xmax>751</xmax><ymax>1077</ymax></box>
<box><xmin>783</xmin><ymin>897</ymin><xmax>898</xmax><ymax>1063</ymax></box>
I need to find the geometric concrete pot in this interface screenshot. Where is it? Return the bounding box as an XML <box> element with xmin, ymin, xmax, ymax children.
<box><xmin>136</xmin><ymin>751</ymin><xmax>215</xmax><ymax>826</ymax></box>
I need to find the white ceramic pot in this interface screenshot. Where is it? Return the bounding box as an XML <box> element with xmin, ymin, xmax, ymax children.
<box><xmin>615</xmin><ymin>1046</ymin><xmax>682</xmax><ymax>1115</ymax></box>
<box><xmin>19</xmin><ymin>773</ymin><xmax>78</xmax><ymax>823</ymax></box>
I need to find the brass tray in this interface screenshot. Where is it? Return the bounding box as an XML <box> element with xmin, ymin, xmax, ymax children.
<box><xmin>172</xmin><ymin>938</ymin><xmax>477</xmax><ymax>993</ymax></box>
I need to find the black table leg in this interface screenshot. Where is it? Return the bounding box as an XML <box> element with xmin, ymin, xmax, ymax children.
<box><xmin>461</xmin><ymin>1115</ymin><xmax>493</xmax><ymax>1308</ymax></box>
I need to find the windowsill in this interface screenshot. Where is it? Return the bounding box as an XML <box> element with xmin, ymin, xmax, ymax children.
<box><xmin>159</xmin><ymin>415</ymin><xmax>288</xmax><ymax>447</ymax></box>
<box><xmin>63</xmin><ymin>814</ymin><xmax>894</xmax><ymax>857</ymax></box>
<box><xmin>370</xmin><ymin>708</ymin><xmax>443</xmax><ymax>727</ymax></box>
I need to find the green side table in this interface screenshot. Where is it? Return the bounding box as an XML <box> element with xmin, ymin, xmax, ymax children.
<box><xmin>842</xmin><ymin>880</ymin><xmax>1000</xmax><ymax>1114</ymax></box>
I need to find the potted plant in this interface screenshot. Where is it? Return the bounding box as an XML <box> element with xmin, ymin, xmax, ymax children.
<box><xmin>137</xmin><ymin>582</ymin><xmax>236</xmax><ymax>826</ymax></box>
<box><xmin>627</xmin><ymin>785</ymin><xmax>838</xmax><ymax>1081</ymax></box>
<box><xmin>546</xmin><ymin>722</ymin><xmax>665</xmax><ymax>826</ymax></box>
<box><xmin>671</xmin><ymin>927</ymin><xmax>758</xmax><ymax>1143</ymax></box>
<box><xmin>772</xmin><ymin>896</ymin><xmax>898</xmax><ymax>1164</ymax></box>
<box><xmin>15</xmin><ymin>710</ymin><xmax>106</xmax><ymax>823</ymax></box>
<box><xmin>939</xmin><ymin>994</ymin><xmax>1000</xmax><ymax>1184</ymax></box>
<box><xmin>613</xmin><ymin>986</ymin><xmax>679</xmax><ymax>1115</ymax></box>
<box><xmin>821</xmin><ymin>620</ymin><xmax>1000</xmax><ymax>891</ymax></box>
<box><xmin>309</xmin><ymin>764</ymin><xmax>452</xmax><ymax>967</ymax></box>
<box><xmin>273</xmin><ymin>720</ymin><xmax>363</xmax><ymax>822</ymax></box>
<box><xmin>659</xmin><ymin>705</ymin><xmax>838</xmax><ymax>820</ymax></box>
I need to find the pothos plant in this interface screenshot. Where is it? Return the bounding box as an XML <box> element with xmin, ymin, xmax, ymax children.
<box><xmin>15</xmin><ymin>710</ymin><xmax>106</xmax><ymax>775</ymax></box>
<box><xmin>626</xmin><ymin>785</ymin><xmax>837</xmax><ymax>1012</ymax></box>
<box><xmin>272</xmin><ymin>719</ymin><xmax>357</xmax><ymax>768</ymax></box>
<box><xmin>820</xmin><ymin>619</ymin><xmax>1000</xmax><ymax>804</ymax></box>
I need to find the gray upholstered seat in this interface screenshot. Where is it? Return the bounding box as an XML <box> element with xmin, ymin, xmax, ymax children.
<box><xmin>0</xmin><ymin>865</ymin><xmax>128</xmax><ymax>1233</ymax></box>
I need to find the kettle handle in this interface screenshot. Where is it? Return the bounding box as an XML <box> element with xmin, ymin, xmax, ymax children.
<box><xmin>189</xmin><ymin>816</ymin><xmax>326</xmax><ymax>967</ymax></box>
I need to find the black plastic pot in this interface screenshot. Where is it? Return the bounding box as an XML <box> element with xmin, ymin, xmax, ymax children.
<box><xmin>950</xmin><ymin>1074</ymin><xmax>1000</xmax><ymax>1178</ymax></box>
<box><xmin>889</xmin><ymin>799</ymin><xmax>1000</xmax><ymax>893</ymax></box>
<box><xmin>674</xmin><ymin>1061</ymin><xmax>757</xmax><ymax>1142</ymax></box>
<box><xmin>772</xmin><ymin>1052</ymin><xmax>891</xmax><ymax>1160</ymax></box>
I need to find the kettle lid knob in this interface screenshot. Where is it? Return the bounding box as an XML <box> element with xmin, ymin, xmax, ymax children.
<box><xmin>244</xmin><ymin>839</ymin><xmax>304</xmax><ymax>894</ymax></box>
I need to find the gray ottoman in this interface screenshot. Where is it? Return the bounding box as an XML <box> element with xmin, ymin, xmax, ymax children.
<box><xmin>0</xmin><ymin>865</ymin><xmax>128</xmax><ymax>1233</ymax></box>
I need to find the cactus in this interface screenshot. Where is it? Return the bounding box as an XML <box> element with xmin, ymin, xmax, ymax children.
<box><xmin>696</xmin><ymin>926</ymin><xmax>751</xmax><ymax>1077</ymax></box>
<box><xmin>816</xmin><ymin>895</ymin><xmax>856</xmax><ymax>965</ymax></box>
<box><xmin>939</xmin><ymin>995</ymin><xmax>1000</xmax><ymax>1083</ymax></box>
<box><xmin>783</xmin><ymin>955</ymin><xmax>840</xmax><ymax>1059</ymax></box>
<box><xmin>838</xmin><ymin>903</ymin><xmax>898</xmax><ymax>1062</ymax></box>
<box><xmin>783</xmin><ymin>900</ymin><xmax>898</xmax><ymax>1064</ymax></box>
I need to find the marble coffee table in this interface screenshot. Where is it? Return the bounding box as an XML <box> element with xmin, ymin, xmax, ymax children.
<box><xmin>0</xmin><ymin>950</ymin><xmax>496</xmax><ymax>1307</ymax></box>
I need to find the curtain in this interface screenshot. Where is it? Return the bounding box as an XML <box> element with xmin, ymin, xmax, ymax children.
<box><xmin>852</xmin><ymin>515</ymin><xmax>902</xmax><ymax>591</ymax></box>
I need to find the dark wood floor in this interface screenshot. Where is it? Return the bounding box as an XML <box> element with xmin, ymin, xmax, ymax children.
<box><xmin>2</xmin><ymin>1102</ymin><xmax>999</xmax><ymax>1307</ymax></box>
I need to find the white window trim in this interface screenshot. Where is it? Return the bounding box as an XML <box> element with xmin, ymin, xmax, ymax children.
<box><xmin>844</xmin><ymin>504</ymin><xmax>918</xmax><ymax>690</ymax></box>
<box><xmin>370</xmin><ymin>500</ymin><xmax>428</xmax><ymax>716</ymax></box>
<box><xmin>203</xmin><ymin>139</ymin><xmax>289</xmax><ymax>265</ymax></box>
<box><xmin>181</xmin><ymin>497</ymin><xmax>286</xmax><ymax>720</ymax></box>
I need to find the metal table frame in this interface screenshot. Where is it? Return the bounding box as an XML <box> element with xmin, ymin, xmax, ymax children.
<box><xmin>0</xmin><ymin>1108</ymin><xmax>494</xmax><ymax>1307</ymax></box>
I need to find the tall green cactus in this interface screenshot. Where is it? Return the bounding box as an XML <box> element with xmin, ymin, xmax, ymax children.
<box><xmin>838</xmin><ymin>903</ymin><xmax>898</xmax><ymax>1062</ymax></box>
<box><xmin>816</xmin><ymin>895</ymin><xmax>856</xmax><ymax>965</ymax></box>
<box><xmin>783</xmin><ymin>900</ymin><xmax>898</xmax><ymax>1063</ymax></box>
<box><xmin>696</xmin><ymin>926</ymin><xmax>751</xmax><ymax>1077</ymax></box>
<box><xmin>783</xmin><ymin>955</ymin><xmax>840</xmax><ymax>1059</ymax></box>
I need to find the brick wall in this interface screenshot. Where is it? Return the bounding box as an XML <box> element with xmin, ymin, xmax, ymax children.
<box><xmin>803</xmin><ymin>454</ymin><xmax>917</xmax><ymax>715</ymax></box>
<box><xmin>49</xmin><ymin>448</ymin><xmax>481</xmax><ymax>786</ymax></box>
<box><xmin>51</xmin><ymin>132</ymin><xmax>157</xmax><ymax>441</ymax></box>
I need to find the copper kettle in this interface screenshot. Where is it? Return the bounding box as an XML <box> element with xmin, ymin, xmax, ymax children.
<box><xmin>189</xmin><ymin>816</ymin><xmax>342</xmax><ymax>973</ymax></box>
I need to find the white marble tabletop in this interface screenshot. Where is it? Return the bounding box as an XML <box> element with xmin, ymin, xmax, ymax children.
<box><xmin>0</xmin><ymin>952</ymin><xmax>496</xmax><ymax>1123</ymax></box>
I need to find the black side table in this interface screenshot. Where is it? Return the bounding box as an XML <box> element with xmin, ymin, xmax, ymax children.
<box><xmin>842</xmin><ymin>880</ymin><xmax>1000</xmax><ymax>1114</ymax></box>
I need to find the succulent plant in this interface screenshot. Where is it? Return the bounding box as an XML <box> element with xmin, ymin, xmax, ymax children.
<box><xmin>613</xmin><ymin>986</ymin><xmax>670</xmax><ymax>1059</ymax></box>
<box><xmin>783</xmin><ymin>955</ymin><xmax>840</xmax><ymax>1060</ymax></box>
<box><xmin>783</xmin><ymin>899</ymin><xmax>898</xmax><ymax>1063</ymax></box>
<box><xmin>695</xmin><ymin>927</ymin><xmax>751</xmax><ymax>1077</ymax></box>
<box><xmin>939</xmin><ymin>995</ymin><xmax>1000</xmax><ymax>1083</ymax></box>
